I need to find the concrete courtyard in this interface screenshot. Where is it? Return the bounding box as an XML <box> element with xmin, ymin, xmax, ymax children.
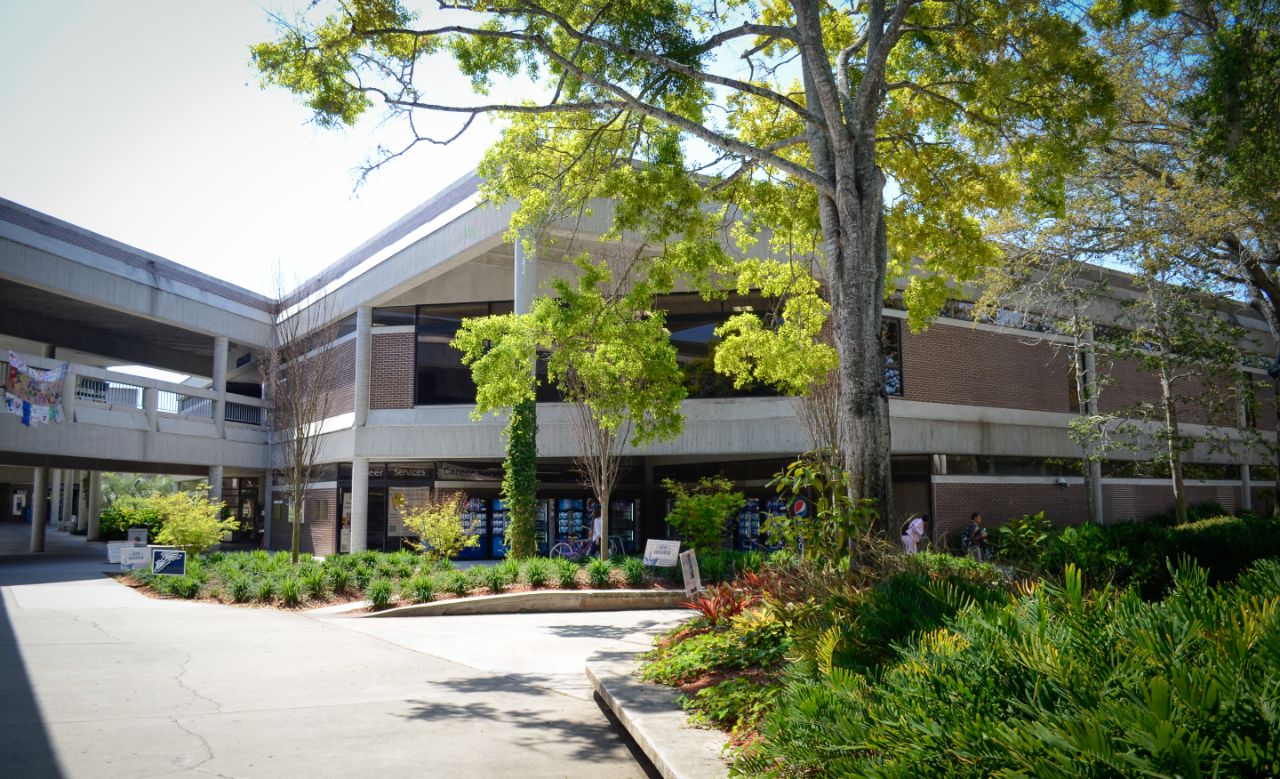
<box><xmin>0</xmin><ymin>526</ymin><xmax>687</xmax><ymax>778</ymax></box>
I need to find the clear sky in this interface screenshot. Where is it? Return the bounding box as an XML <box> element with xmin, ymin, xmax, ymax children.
<box><xmin>0</xmin><ymin>0</ymin><xmax>508</xmax><ymax>295</ymax></box>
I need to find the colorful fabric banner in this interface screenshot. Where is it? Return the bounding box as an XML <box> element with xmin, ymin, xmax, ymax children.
<box><xmin>5</xmin><ymin>351</ymin><xmax>67</xmax><ymax>427</ymax></box>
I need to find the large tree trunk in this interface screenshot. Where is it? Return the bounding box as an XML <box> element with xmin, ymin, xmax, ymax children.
<box><xmin>598</xmin><ymin>487</ymin><xmax>611</xmax><ymax>561</ymax></box>
<box><xmin>820</xmin><ymin>162</ymin><xmax>894</xmax><ymax>525</ymax></box>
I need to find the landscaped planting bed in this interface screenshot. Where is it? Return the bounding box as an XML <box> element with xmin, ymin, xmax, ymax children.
<box><xmin>122</xmin><ymin>548</ymin><xmax>765</xmax><ymax>611</ymax></box>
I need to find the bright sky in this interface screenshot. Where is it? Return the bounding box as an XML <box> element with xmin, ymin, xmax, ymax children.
<box><xmin>0</xmin><ymin>0</ymin><xmax>509</xmax><ymax>295</ymax></box>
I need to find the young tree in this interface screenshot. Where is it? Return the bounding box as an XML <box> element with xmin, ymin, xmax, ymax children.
<box><xmin>453</xmin><ymin>257</ymin><xmax>686</xmax><ymax>559</ymax></box>
<box><xmin>263</xmin><ymin>289</ymin><xmax>344</xmax><ymax>564</ymax></box>
<box><xmin>254</xmin><ymin>0</ymin><xmax>1114</xmax><ymax>516</ymax></box>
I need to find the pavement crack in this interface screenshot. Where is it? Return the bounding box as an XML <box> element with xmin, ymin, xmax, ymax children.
<box><xmin>157</xmin><ymin>717</ymin><xmax>230</xmax><ymax>778</ymax></box>
<box><xmin>170</xmin><ymin>646</ymin><xmax>225</xmax><ymax>713</ymax></box>
<box><xmin>48</xmin><ymin>609</ymin><xmax>123</xmax><ymax>642</ymax></box>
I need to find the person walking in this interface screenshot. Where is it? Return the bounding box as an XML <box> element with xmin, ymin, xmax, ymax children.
<box><xmin>901</xmin><ymin>514</ymin><xmax>929</xmax><ymax>554</ymax></box>
<box><xmin>962</xmin><ymin>512</ymin><xmax>989</xmax><ymax>560</ymax></box>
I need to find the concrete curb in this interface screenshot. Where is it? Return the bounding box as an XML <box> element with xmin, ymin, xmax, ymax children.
<box><xmin>587</xmin><ymin>654</ymin><xmax>729</xmax><ymax>779</ymax></box>
<box><xmin>363</xmin><ymin>588</ymin><xmax>689</xmax><ymax>618</ymax></box>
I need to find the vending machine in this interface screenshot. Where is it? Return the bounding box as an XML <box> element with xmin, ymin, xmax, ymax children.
<box><xmin>535</xmin><ymin>499</ymin><xmax>551</xmax><ymax>555</ymax></box>
<box><xmin>556</xmin><ymin>498</ymin><xmax>588</xmax><ymax>541</ymax></box>
<box><xmin>490</xmin><ymin>498</ymin><xmax>509</xmax><ymax>558</ymax></box>
<box><xmin>457</xmin><ymin>497</ymin><xmax>488</xmax><ymax>560</ymax></box>
<box><xmin>737</xmin><ymin>497</ymin><xmax>762</xmax><ymax>551</ymax></box>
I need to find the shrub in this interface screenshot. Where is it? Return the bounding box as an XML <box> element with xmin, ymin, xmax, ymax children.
<box><xmin>522</xmin><ymin>558</ymin><xmax>551</xmax><ymax>588</ymax></box>
<box><xmin>497</xmin><ymin>557</ymin><xmax>521</xmax><ymax>583</ymax></box>
<box><xmin>643</xmin><ymin>611</ymin><xmax>791</xmax><ymax>686</ymax></box>
<box><xmin>405</xmin><ymin>574</ymin><xmax>436</xmax><ymax>604</ymax></box>
<box><xmin>300</xmin><ymin>569</ymin><xmax>328</xmax><ymax>600</ymax></box>
<box><xmin>442</xmin><ymin>570</ymin><xmax>470</xmax><ymax>597</ymax></box>
<box><xmin>279</xmin><ymin>577</ymin><xmax>302</xmax><ymax>607</ymax></box>
<box><xmin>698</xmin><ymin>552</ymin><xmax>729</xmax><ymax>584</ymax></box>
<box><xmin>149</xmin><ymin>485</ymin><xmax>240</xmax><ymax>554</ymax></box>
<box><xmin>480</xmin><ymin>565</ymin><xmax>510</xmax><ymax>594</ymax></box>
<box><xmin>554</xmin><ymin>558</ymin><xmax>580</xmax><ymax>589</ymax></box>
<box><xmin>228</xmin><ymin>575</ymin><xmax>252</xmax><ymax>603</ymax></box>
<box><xmin>992</xmin><ymin>511</ymin><xmax>1053</xmax><ymax>570</ymax></box>
<box><xmin>253</xmin><ymin>577</ymin><xmax>277</xmax><ymax>604</ymax></box>
<box><xmin>353</xmin><ymin>564</ymin><xmax>374</xmax><ymax>590</ymax></box>
<box><xmin>162</xmin><ymin>574</ymin><xmax>202</xmax><ymax>599</ymax></box>
<box><xmin>97</xmin><ymin>496</ymin><xmax>165</xmax><ymax>541</ymax></box>
<box><xmin>622</xmin><ymin>557</ymin><xmax>646</xmax><ymax>587</ymax></box>
<box><xmin>366</xmin><ymin>578</ymin><xmax>394</xmax><ymax>609</ymax></box>
<box><xmin>683</xmin><ymin>583</ymin><xmax>755</xmax><ymax>627</ymax></box>
<box><xmin>328</xmin><ymin>567</ymin><xmax>352</xmax><ymax>595</ymax></box>
<box><xmin>738</xmin><ymin>561</ymin><xmax>1280</xmax><ymax>778</ymax></box>
<box><xmin>391</xmin><ymin>491</ymin><xmax>479</xmax><ymax>562</ymax></box>
<box><xmin>661</xmin><ymin>476</ymin><xmax>745</xmax><ymax>553</ymax></box>
<box><xmin>586</xmin><ymin>557</ymin><xmax>613</xmax><ymax>588</ymax></box>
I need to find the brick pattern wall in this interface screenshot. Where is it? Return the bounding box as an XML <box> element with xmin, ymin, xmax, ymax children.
<box><xmin>269</xmin><ymin>488</ymin><xmax>337</xmax><ymax>555</ymax></box>
<box><xmin>371</xmin><ymin>331</ymin><xmax>415</xmax><ymax>409</ymax></box>
<box><xmin>321</xmin><ymin>340</ymin><xmax>355</xmax><ymax>416</ymax></box>
<box><xmin>1251</xmin><ymin>376</ymin><xmax>1277</xmax><ymax>433</ymax></box>
<box><xmin>931</xmin><ymin>482</ymin><xmax>1088</xmax><ymax>549</ymax></box>
<box><xmin>1103</xmin><ymin>483</ymin><xmax>1243</xmax><ymax>521</ymax></box>
<box><xmin>1099</xmin><ymin>358</ymin><xmax>1243</xmax><ymax>427</ymax></box>
<box><xmin>901</xmin><ymin>324</ymin><xmax>1073</xmax><ymax>412</ymax></box>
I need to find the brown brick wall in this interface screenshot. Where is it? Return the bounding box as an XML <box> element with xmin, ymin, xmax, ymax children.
<box><xmin>371</xmin><ymin>331</ymin><xmax>415</xmax><ymax>409</ymax></box>
<box><xmin>1098</xmin><ymin>359</ymin><xmax>1243</xmax><ymax>427</ymax></box>
<box><xmin>1250</xmin><ymin>375</ymin><xmax>1277</xmax><ymax>433</ymax></box>
<box><xmin>1103</xmin><ymin>482</ymin><xmax>1243</xmax><ymax>521</ymax></box>
<box><xmin>931</xmin><ymin>482</ymin><xmax>1088</xmax><ymax>549</ymax></box>
<box><xmin>269</xmin><ymin>488</ymin><xmax>337</xmax><ymax>555</ymax></box>
<box><xmin>901</xmin><ymin>323</ymin><xmax>1073</xmax><ymax>412</ymax></box>
<box><xmin>320</xmin><ymin>340</ymin><xmax>355</xmax><ymax>416</ymax></box>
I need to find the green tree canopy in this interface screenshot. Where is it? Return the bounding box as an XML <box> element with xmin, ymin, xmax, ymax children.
<box><xmin>255</xmin><ymin>0</ymin><xmax>1116</xmax><ymax>513</ymax></box>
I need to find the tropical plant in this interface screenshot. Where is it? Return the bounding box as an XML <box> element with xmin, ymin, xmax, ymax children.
<box><xmin>366</xmin><ymin>578</ymin><xmax>394</xmax><ymax>609</ymax></box>
<box><xmin>522</xmin><ymin>557</ymin><xmax>551</xmax><ymax>588</ymax></box>
<box><xmin>661</xmin><ymin>476</ymin><xmax>745</xmax><ymax>554</ymax></box>
<box><xmin>586</xmin><ymin>557</ymin><xmax>613</xmax><ymax>589</ymax></box>
<box><xmin>150</xmin><ymin>484</ymin><xmax>239</xmax><ymax>554</ymax></box>
<box><xmin>391</xmin><ymin>491</ymin><xmax>480</xmax><ymax>562</ymax></box>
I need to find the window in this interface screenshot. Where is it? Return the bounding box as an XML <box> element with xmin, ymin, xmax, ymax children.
<box><xmin>882</xmin><ymin>319</ymin><xmax>903</xmax><ymax>397</ymax></box>
<box><xmin>414</xmin><ymin>302</ymin><xmax>506</xmax><ymax>405</ymax></box>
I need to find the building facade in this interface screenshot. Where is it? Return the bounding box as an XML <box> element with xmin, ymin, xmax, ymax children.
<box><xmin>2</xmin><ymin>172</ymin><xmax>1275</xmax><ymax>555</ymax></box>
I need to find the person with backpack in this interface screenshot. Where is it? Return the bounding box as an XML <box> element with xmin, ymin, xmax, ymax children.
<box><xmin>961</xmin><ymin>512</ymin><xmax>989</xmax><ymax>560</ymax></box>
<box><xmin>900</xmin><ymin>514</ymin><xmax>929</xmax><ymax>553</ymax></box>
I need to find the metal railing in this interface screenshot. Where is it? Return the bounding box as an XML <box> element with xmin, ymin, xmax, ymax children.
<box><xmin>157</xmin><ymin>390</ymin><xmax>213</xmax><ymax>418</ymax></box>
<box><xmin>76</xmin><ymin>376</ymin><xmax>144</xmax><ymax>409</ymax></box>
<box><xmin>226</xmin><ymin>401</ymin><xmax>264</xmax><ymax>426</ymax></box>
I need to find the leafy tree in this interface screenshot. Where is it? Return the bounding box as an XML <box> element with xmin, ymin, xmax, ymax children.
<box><xmin>101</xmin><ymin>472</ymin><xmax>175</xmax><ymax>507</ymax></box>
<box><xmin>254</xmin><ymin>0</ymin><xmax>1115</xmax><ymax>516</ymax></box>
<box><xmin>452</xmin><ymin>257</ymin><xmax>686</xmax><ymax>559</ymax></box>
<box><xmin>151</xmin><ymin>484</ymin><xmax>239</xmax><ymax>554</ymax></box>
<box><xmin>391</xmin><ymin>490</ymin><xmax>479</xmax><ymax>562</ymax></box>
<box><xmin>661</xmin><ymin>476</ymin><xmax>746</xmax><ymax>554</ymax></box>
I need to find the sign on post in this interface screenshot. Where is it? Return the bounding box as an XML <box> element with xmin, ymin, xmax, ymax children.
<box><xmin>126</xmin><ymin>527</ymin><xmax>148</xmax><ymax>546</ymax></box>
<box><xmin>642</xmin><ymin>539</ymin><xmax>681</xmax><ymax>567</ymax></box>
<box><xmin>678</xmin><ymin>550</ymin><xmax>703</xmax><ymax>596</ymax></box>
<box><xmin>120</xmin><ymin>547</ymin><xmax>150</xmax><ymax>571</ymax></box>
<box><xmin>151</xmin><ymin>548</ymin><xmax>187</xmax><ymax>576</ymax></box>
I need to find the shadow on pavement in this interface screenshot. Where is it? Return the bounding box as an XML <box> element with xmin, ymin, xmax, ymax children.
<box><xmin>543</xmin><ymin>620</ymin><xmax>666</xmax><ymax>641</ymax></box>
<box><xmin>0</xmin><ymin>591</ymin><xmax>64</xmax><ymax>778</ymax></box>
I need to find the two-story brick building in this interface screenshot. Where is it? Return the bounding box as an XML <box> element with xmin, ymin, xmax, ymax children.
<box><xmin>2</xmin><ymin>171</ymin><xmax>1274</xmax><ymax>555</ymax></box>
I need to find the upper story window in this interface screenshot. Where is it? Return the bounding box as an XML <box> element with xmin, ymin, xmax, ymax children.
<box><xmin>414</xmin><ymin>302</ymin><xmax>510</xmax><ymax>405</ymax></box>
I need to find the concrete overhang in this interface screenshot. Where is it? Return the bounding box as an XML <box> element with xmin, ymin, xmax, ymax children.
<box><xmin>0</xmin><ymin>198</ymin><xmax>273</xmax><ymax>349</ymax></box>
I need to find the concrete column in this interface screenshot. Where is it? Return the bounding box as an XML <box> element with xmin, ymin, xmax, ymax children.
<box><xmin>261</xmin><ymin>468</ymin><xmax>274</xmax><ymax>549</ymax></box>
<box><xmin>76</xmin><ymin>472</ymin><xmax>88</xmax><ymax>533</ymax></box>
<box><xmin>1083</xmin><ymin>328</ymin><xmax>1105</xmax><ymax>524</ymax></box>
<box><xmin>514</xmin><ymin>232</ymin><xmax>538</xmax><ymax>315</ymax></box>
<box><xmin>354</xmin><ymin>306</ymin><xmax>372</xmax><ymax>428</ymax></box>
<box><xmin>63</xmin><ymin>362</ymin><xmax>77</xmax><ymax>422</ymax></box>
<box><xmin>49</xmin><ymin>469</ymin><xmax>62</xmax><ymax>526</ymax></box>
<box><xmin>29</xmin><ymin>467</ymin><xmax>47</xmax><ymax>552</ymax></box>
<box><xmin>61</xmin><ymin>469</ymin><xmax>75</xmax><ymax>527</ymax></box>
<box><xmin>209</xmin><ymin>465</ymin><xmax>224</xmax><ymax>502</ymax></box>
<box><xmin>86</xmin><ymin>471</ymin><xmax>102</xmax><ymax>541</ymax></box>
<box><xmin>143</xmin><ymin>386</ymin><xmax>158</xmax><ymax>431</ymax></box>
<box><xmin>213</xmin><ymin>335</ymin><xmax>228</xmax><ymax>437</ymax></box>
<box><xmin>350</xmin><ymin>457</ymin><xmax>369</xmax><ymax>553</ymax></box>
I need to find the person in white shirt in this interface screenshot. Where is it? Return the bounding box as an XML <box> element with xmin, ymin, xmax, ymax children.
<box><xmin>590</xmin><ymin>507</ymin><xmax>603</xmax><ymax>554</ymax></box>
<box><xmin>901</xmin><ymin>514</ymin><xmax>929</xmax><ymax>553</ymax></box>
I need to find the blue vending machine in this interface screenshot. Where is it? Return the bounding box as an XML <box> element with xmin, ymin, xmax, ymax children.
<box><xmin>490</xmin><ymin>498</ymin><xmax>509</xmax><ymax>558</ymax></box>
<box><xmin>456</xmin><ymin>497</ymin><xmax>488</xmax><ymax>560</ymax></box>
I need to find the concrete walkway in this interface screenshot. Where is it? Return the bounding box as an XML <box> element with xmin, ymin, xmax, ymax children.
<box><xmin>0</xmin><ymin>526</ymin><xmax>689</xmax><ymax>778</ymax></box>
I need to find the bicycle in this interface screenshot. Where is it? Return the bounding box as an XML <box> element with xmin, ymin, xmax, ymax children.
<box><xmin>549</xmin><ymin>538</ymin><xmax>594</xmax><ymax>559</ymax></box>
